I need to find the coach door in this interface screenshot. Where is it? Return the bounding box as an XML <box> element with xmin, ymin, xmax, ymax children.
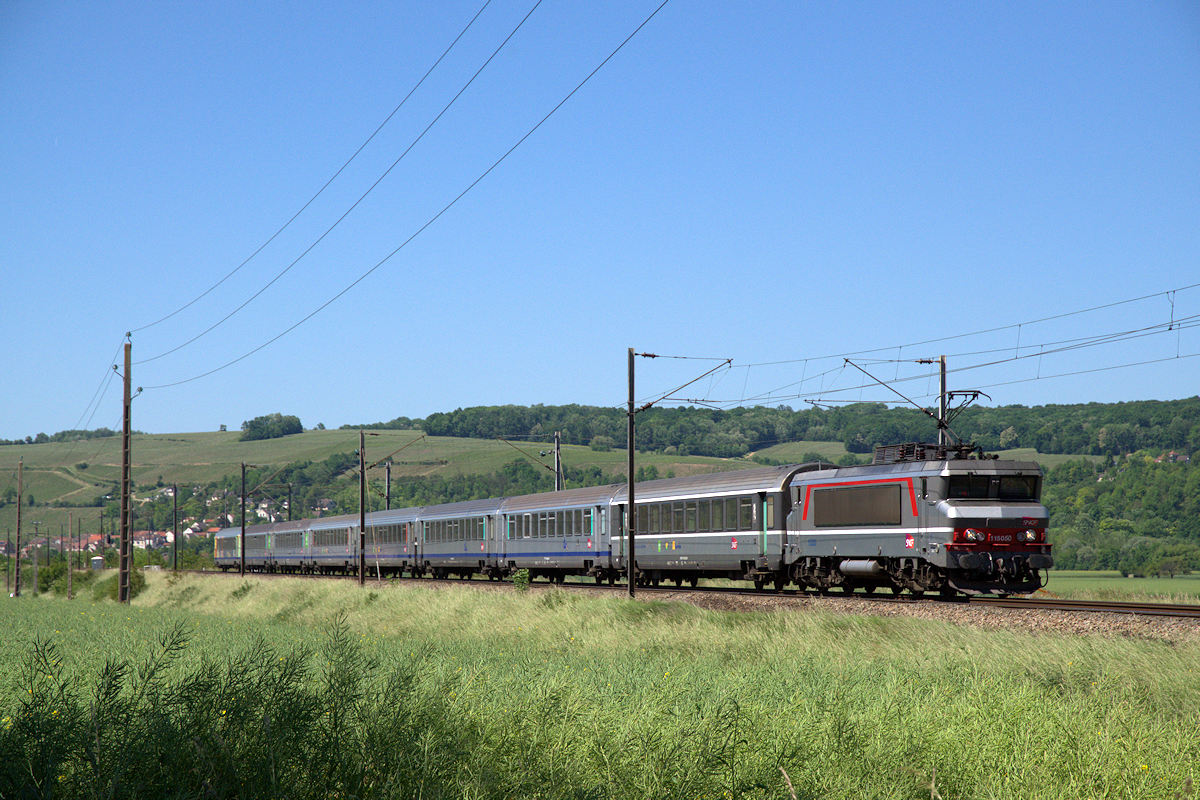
<box><xmin>917</xmin><ymin>477</ymin><xmax>928</xmax><ymax>548</ymax></box>
<box><xmin>594</xmin><ymin>506</ymin><xmax>608</xmax><ymax>565</ymax></box>
<box><xmin>615</xmin><ymin>504</ymin><xmax>626</xmax><ymax>570</ymax></box>
<box><xmin>758</xmin><ymin>492</ymin><xmax>768</xmax><ymax>561</ymax></box>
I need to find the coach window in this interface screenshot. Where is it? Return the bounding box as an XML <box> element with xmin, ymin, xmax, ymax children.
<box><xmin>698</xmin><ymin>500</ymin><xmax>711</xmax><ymax>532</ymax></box>
<box><xmin>672</xmin><ymin>502</ymin><xmax>685</xmax><ymax>534</ymax></box>
<box><xmin>685</xmin><ymin>501</ymin><xmax>698</xmax><ymax>533</ymax></box>
<box><xmin>724</xmin><ymin>498</ymin><xmax>738</xmax><ymax>531</ymax></box>
<box><xmin>739</xmin><ymin>497</ymin><xmax>755</xmax><ymax>530</ymax></box>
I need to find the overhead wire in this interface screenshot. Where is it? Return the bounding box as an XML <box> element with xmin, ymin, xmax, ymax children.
<box><xmin>130</xmin><ymin>0</ymin><xmax>495</xmax><ymax>336</ymax></box>
<box><xmin>136</xmin><ymin>0</ymin><xmax>543</xmax><ymax>366</ymax></box>
<box><xmin>143</xmin><ymin>0</ymin><xmax>674</xmax><ymax>391</ymax></box>
<box><xmin>657</xmin><ymin>309</ymin><xmax>1197</xmax><ymax>410</ymax></box>
<box><xmin>739</xmin><ymin>280</ymin><xmax>1200</xmax><ymax>369</ymax></box>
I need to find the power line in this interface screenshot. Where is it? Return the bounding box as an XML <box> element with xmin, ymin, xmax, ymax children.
<box><xmin>143</xmin><ymin>0</ymin><xmax>674</xmax><ymax>391</ymax></box>
<box><xmin>723</xmin><ymin>311</ymin><xmax>1199</xmax><ymax>408</ymax></box>
<box><xmin>811</xmin><ymin>317</ymin><xmax>1200</xmax><ymax>400</ymax></box>
<box><xmin>805</xmin><ymin>351</ymin><xmax>1200</xmax><ymax>407</ymax></box>
<box><xmin>136</xmin><ymin>0</ymin><xmax>542</xmax><ymax>366</ymax></box>
<box><xmin>740</xmin><ymin>280</ymin><xmax>1200</xmax><ymax>369</ymax></box>
<box><xmin>129</xmin><ymin>0</ymin><xmax>495</xmax><ymax>336</ymax></box>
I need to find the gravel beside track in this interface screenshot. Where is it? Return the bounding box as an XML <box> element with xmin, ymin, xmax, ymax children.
<box><xmin>638</xmin><ymin>588</ymin><xmax>1200</xmax><ymax>643</ymax></box>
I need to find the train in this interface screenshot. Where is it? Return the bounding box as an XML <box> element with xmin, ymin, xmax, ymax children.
<box><xmin>214</xmin><ymin>441</ymin><xmax>1052</xmax><ymax>596</ymax></box>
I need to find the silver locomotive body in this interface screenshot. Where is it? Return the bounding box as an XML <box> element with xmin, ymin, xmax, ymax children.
<box><xmin>786</xmin><ymin>444</ymin><xmax>1051</xmax><ymax>595</ymax></box>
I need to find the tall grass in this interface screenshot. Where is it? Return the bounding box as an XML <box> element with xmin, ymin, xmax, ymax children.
<box><xmin>2</xmin><ymin>574</ymin><xmax>1198</xmax><ymax>798</ymax></box>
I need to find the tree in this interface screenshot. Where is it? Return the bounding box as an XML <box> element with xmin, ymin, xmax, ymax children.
<box><xmin>240</xmin><ymin>413</ymin><xmax>303</xmax><ymax>442</ymax></box>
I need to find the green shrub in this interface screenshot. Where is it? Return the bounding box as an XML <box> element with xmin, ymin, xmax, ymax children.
<box><xmin>90</xmin><ymin>568</ymin><xmax>146</xmax><ymax>601</ymax></box>
<box><xmin>511</xmin><ymin>568</ymin><xmax>530</xmax><ymax>591</ymax></box>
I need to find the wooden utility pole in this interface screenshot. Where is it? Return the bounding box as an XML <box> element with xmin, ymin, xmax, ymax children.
<box><xmin>627</xmin><ymin>348</ymin><xmax>636</xmax><ymax>598</ymax></box>
<box><xmin>358</xmin><ymin>431</ymin><xmax>366</xmax><ymax>587</ymax></box>
<box><xmin>937</xmin><ymin>355</ymin><xmax>948</xmax><ymax>447</ymax></box>
<box><xmin>385</xmin><ymin>462</ymin><xmax>391</xmax><ymax>510</ymax></box>
<box><xmin>67</xmin><ymin>512</ymin><xmax>73</xmax><ymax>600</ymax></box>
<box><xmin>554</xmin><ymin>431</ymin><xmax>563</xmax><ymax>492</ymax></box>
<box><xmin>14</xmin><ymin>458</ymin><xmax>22</xmax><ymax>597</ymax></box>
<box><xmin>119</xmin><ymin>340</ymin><xmax>132</xmax><ymax>603</ymax></box>
<box><xmin>32</xmin><ymin>521</ymin><xmax>40</xmax><ymax>594</ymax></box>
<box><xmin>172</xmin><ymin>483</ymin><xmax>178</xmax><ymax>572</ymax></box>
<box><xmin>240</xmin><ymin>463</ymin><xmax>247</xmax><ymax>577</ymax></box>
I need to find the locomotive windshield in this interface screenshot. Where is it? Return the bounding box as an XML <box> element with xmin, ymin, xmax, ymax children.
<box><xmin>946</xmin><ymin>474</ymin><xmax>1040</xmax><ymax>501</ymax></box>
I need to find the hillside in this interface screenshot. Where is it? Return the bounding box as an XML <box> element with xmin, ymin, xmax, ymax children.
<box><xmin>3</xmin><ymin>399</ymin><xmax>1197</xmax><ymax>580</ymax></box>
<box><xmin>0</xmin><ymin>428</ymin><xmax>765</xmax><ymax>537</ymax></box>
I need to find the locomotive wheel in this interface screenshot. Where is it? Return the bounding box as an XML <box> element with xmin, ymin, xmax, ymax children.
<box><xmin>753</xmin><ymin>578</ymin><xmax>765</xmax><ymax>591</ymax></box>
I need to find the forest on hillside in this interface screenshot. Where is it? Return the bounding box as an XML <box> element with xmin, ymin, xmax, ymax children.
<box><xmin>360</xmin><ymin>398</ymin><xmax>1200</xmax><ymax>460</ymax></box>
<box><xmin>1043</xmin><ymin>454</ymin><xmax>1200</xmax><ymax>574</ymax></box>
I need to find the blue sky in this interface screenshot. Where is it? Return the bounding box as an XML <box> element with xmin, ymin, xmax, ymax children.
<box><xmin>2</xmin><ymin>0</ymin><xmax>1198</xmax><ymax>440</ymax></box>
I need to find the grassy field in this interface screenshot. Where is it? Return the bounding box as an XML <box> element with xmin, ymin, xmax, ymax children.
<box><xmin>1042</xmin><ymin>570</ymin><xmax>1200</xmax><ymax>603</ymax></box>
<box><xmin>749</xmin><ymin>440</ymin><xmax>853</xmax><ymax>463</ymax></box>
<box><xmin>1</xmin><ymin>573</ymin><xmax>1197</xmax><ymax>798</ymax></box>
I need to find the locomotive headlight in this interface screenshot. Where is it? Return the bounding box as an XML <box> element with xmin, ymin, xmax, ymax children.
<box><xmin>964</xmin><ymin>528</ymin><xmax>985</xmax><ymax>543</ymax></box>
<box><xmin>1019</xmin><ymin>529</ymin><xmax>1038</xmax><ymax>542</ymax></box>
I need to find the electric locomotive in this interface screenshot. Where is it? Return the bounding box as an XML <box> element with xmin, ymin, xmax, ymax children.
<box><xmin>784</xmin><ymin>442</ymin><xmax>1051</xmax><ymax>595</ymax></box>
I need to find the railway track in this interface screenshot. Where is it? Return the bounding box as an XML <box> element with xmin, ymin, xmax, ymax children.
<box><xmin>970</xmin><ymin>595</ymin><xmax>1200</xmax><ymax>618</ymax></box>
<box><xmin>186</xmin><ymin>568</ymin><xmax>1200</xmax><ymax>619</ymax></box>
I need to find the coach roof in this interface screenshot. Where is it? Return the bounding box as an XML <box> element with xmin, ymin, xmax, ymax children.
<box><xmin>613</xmin><ymin>464</ymin><xmax>820</xmax><ymax>503</ymax></box>
<box><xmin>501</xmin><ymin>483</ymin><xmax>623</xmax><ymax>514</ymax></box>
